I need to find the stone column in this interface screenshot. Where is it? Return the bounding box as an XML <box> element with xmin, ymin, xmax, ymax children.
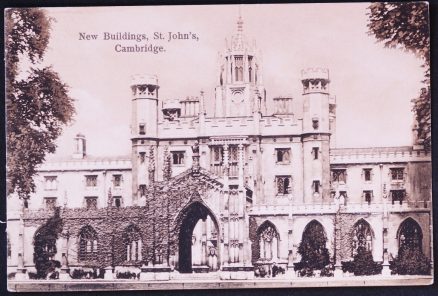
<box><xmin>287</xmin><ymin>214</ymin><xmax>295</xmax><ymax>277</ymax></box>
<box><xmin>382</xmin><ymin>190</ymin><xmax>391</xmax><ymax>275</ymax></box>
<box><xmin>59</xmin><ymin>232</ymin><xmax>71</xmax><ymax>280</ymax></box>
<box><xmin>15</xmin><ymin>202</ymin><xmax>27</xmax><ymax>281</ymax></box>
<box><xmin>334</xmin><ymin>211</ymin><xmax>343</xmax><ymax>277</ymax></box>
<box><xmin>201</xmin><ymin>219</ymin><xmax>208</xmax><ymax>266</ymax></box>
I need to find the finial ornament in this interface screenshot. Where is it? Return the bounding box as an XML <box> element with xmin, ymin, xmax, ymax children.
<box><xmin>237</xmin><ymin>5</ymin><xmax>244</xmax><ymax>33</ymax></box>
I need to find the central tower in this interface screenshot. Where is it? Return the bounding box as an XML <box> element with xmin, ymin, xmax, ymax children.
<box><xmin>214</xmin><ymin>14</ymin><xmax>266</xmax><ymax>117</ymax></box>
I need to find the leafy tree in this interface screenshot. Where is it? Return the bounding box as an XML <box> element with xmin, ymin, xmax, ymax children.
<box><xmin>367</xmin><ymin>2</ymin><xmax>430</xmax><ymax>150</ymax></box>
<box><xmin>350</xmin><ymin>247</ymin><xmax>382</xmax><ymax>276</ymax></box>
<box><xmin>390</xmin><ymin>246</ymin><xmax>430</xmax><ymax>275</ymax></box>
<box><xmin>295</xmin><ymin>222</ymin><xmax>330</xmax><ymax>273</ymax></box>
<box><xmin>6</xmin><ymin>8</ymin><xmax>75</xmax><ymax>200</ymax></box>
<box><xmin>33</xmin><ymin>208</ymin><xmax>63</xmax><ymax>279</ymax></box>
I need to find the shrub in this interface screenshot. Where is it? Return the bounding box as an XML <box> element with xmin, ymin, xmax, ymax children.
<box><xmin>116</xmin><ymin>271</ymin><xmax>138</xmax><ymax>279</ymax></box>
<box><xmin>298</xmin><ymin>267</ymin><xmax>314</xmax><ymax>277</ymax></box>
<box><xmin>320</xmin><ymin>264</ymin><xmax>334</xmax><ymax>277</ymax></box>
<box><xmin>390</xmin><ymin>247</ymin><xmax>430</xmax><ymax>275</ymax></box>
<box><xmin>342</xmin><ymin>247</ymin><xmax>382</xmax><ymax>276</ymax></box>
<box><xmin>294</xmin><ymin>221</ymin><xmax>331</xmax><ymax>277</ymax></box>
<box><xmin>71</xmin><ymin>268</ymin><xmax>104</xmax><ymax>279</ymax></box>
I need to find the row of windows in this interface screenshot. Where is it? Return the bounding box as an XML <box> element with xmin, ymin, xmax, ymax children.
<box><xmin>43</xmin><ymin>195</ymin><xmax>123</xmax><ymax>210</ymax></box>
<box><xmin>256</xmin><ymin>218</ymin><xmax>423</xmax><ymax>261</ymax></box>
<box><xmin>44</xmin><ymin>174</ymin><xmax>124</xmax><ymax>190</ymax></box>
<box><xmin>331</xmin><ymin>167</ymin><xmax>405</xmax><ymax>184</ymax></box>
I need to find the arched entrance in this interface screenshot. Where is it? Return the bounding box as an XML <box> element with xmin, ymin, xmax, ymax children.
<box><xmin>177</xmin><ymin>201</ymin><xmax>219</xmax><ymax>273</ymax></box>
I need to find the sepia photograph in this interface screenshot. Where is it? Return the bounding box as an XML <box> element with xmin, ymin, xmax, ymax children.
<box><xmin>5</xmin><ymin>2</ymin><xmax>433</xmax><ymax>292</ymax></box>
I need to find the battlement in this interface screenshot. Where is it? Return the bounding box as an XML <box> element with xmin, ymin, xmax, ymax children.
<box><xmin>330</xmin><ymin>146</ymin><xmax>431</xmax><ymax>164</ymax></box>
<box><xmin>159</xmin><ymin>117</ymin><xmax>199</xmax><ymax>138</ymax></box>
<box><xmin>301</xmin><ymin>67</ymin><xmax>329</xmax><ymax>81</ymax></box>
<box><xmin>162</xmin><ymin>99</ymin><xmax>181</xmax><ymax>110</ymax></box>
<box><xmin>130</xmin><ymin>74</ymin><xmax>159</xmax><ymax>86</ymax></box>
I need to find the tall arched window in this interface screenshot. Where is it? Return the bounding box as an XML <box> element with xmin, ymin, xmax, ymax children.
<box><xmin>34</xmin><ymin>226</ymin><xmax>57</xmax><ymax>260</ymax></box>
<box><xmin>297</xmin><ymin>220</ymin><xmax>330</xmax><ymax>270</ymax></box>
<box><xmin>257</xmin><ymin>221</ymin><xmax>279</xmax><ymax>261</ymax></box>
<box><xmin>398</xmin><ymin>218</ymin><xmax>423</xmax><ymax>252</ymax></box>
<box><xmin>123</xmin><ymin>225</ymin><xmax>142</xmax><ymax>262</ymax></box>
<box><xmin>351</xmin><ymin>219</ymin><xmax>373</xmax><ymax>256</ymax></box>
<box><xmin>79</xmin><ymin>225</ymin><xmax>98</xmax><ymax>261</ymax></box>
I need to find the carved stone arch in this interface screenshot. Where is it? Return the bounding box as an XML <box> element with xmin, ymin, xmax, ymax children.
<box><xmin>122</xmin><ymin>224</ymin><xmax>143</xmax><ymax>263</ymax></box>
<box><xmin>303</xmin><ymin>219</ymin><xmax>327</xmax><ymax>239</ymax></box>
<box><xmin>351</xmin><ymin>218</ymin><xmax>374</xmax><ymax>256</ymax></box>
<box><xmin>256</xmin><ymin>220</ymin><xmax>280</xmax><ymax>261</ymax></box>
<box><xmin>78</xmin><ymin>225</ymin><xmax>98</xmax><ymax>262</ymax></box>
<box><xmin>297</xmin><ymin>219</ymin><xmax>331</xmax><ymax>270</ymax></box>
<box><xmin>397</xmin><ymin>217</ymin><xmax>423</xmax><ymax>252</ymax></box>
<box><xmin>171</xmin><ymin>200</ymin><xmax>220</xmax><ymax>273</ymax></box>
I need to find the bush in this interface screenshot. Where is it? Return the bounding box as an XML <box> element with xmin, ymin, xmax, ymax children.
<box><xmin>320</xmin><ymin>264</ymin><xmax>334</xmax><ymax>277</ymax></box>
<box><xmin>294</xmin><ymin>222</ymin><xmax>331</xmax><ymax>277</ymax></box>
<box><xmin>342</xmin><ymin>261</ymin><xmax>355</xmax><ymax>274</ymax></box>
<box><xmin>298</xmin><ymin>267</ymin><xmax>314</xmax><ymax>277</ymax></box>
<box><xmin>390</xmin><ymin>247</ymin><xmax>430</xmax><ymax>275</ymax></box>
<box><xmin>71</xmin><ymin>268</ymin><xmax>104</xmax><ymax>279</ymax></box>
<box><xmin>116</xmin><ymin>271</ymin><xmax>138</xmax><ymax>279</ymax></box>
<box><xmin>342</xmin><ymin>247</ymin><xmax>382</xmax><ymax>276</ymax></box>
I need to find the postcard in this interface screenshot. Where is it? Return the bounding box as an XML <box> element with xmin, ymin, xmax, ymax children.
<box><xmin>5</xmin><ymin>3</ymin><xmax>432</xmax><ymax>291</ymax></box>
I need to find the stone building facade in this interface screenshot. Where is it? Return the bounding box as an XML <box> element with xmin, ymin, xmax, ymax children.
<box><xmin>7</xmin><ymin>16</ymin><xmax>432</xmax><ymax>281</ymax></box>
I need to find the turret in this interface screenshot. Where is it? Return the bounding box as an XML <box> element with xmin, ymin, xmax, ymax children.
<box><xmin>131</xmin><ymin>74</ymin><xmax>159</xmax><ymax>138</ymax></box>
<box><xmin>301</xmin><ymin>68</ymin><xmax>331</xmax><ymax>204</ymax></box>
<box><xmin>72</xmin><ymin>133</ymin><xmax>86</xmax><ymax>159</ymax></box>
<box><xmin>130</xmin><ymin>74</ymin><xmax>159</xmax><ymax>204</ymax></box>
<box><xmin>301</xmin><ymin>68</ymin><xmax>330</xmax><ymax>134</ymax></box>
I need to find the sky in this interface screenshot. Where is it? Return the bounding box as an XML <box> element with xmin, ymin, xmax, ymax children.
<box><xmin>37</xmin><ymin>3</ymin><xmax>426</xmax><ymax>157</ymax></box>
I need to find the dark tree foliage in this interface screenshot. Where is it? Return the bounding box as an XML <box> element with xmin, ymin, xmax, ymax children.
<box><xmin>295</xmin><ymin>222</ymin><xmax>330</xmax><ymax>274</ymax></box>
<box><xmin>390</xmin><ymin>246</ymin><xmax>430</xmax><ymax>275</ymax></box>
<box><xmin>342</xmin><ymin>247</ymin><xmax>382</xmax><ymax>276</ymax></box>
<box><xmin>6</xmin><ymin>8</ymin><xmax>75</xmax><ymax>199</ymax></box>
<box><xmin>33</xmin><ymin>208</ymin><xmax>63</xmax><ymax>279</ymax></box>
<box><xmin>367</xmin><ymin>2</ymin><xmax>430</xmax><ymax>150</ymax></box>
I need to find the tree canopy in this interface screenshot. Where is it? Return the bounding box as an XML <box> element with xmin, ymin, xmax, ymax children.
<box><xmin>367</xmin><ymin>2</ymin><xmax>430</xmax><ymax>150</ymax></box>
<box><xmin>6</xmin><ymin>8</ymin><xmax>75</xmax><ymax>199</ymax></box>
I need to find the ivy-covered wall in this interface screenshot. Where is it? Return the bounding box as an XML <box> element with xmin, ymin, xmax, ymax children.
<box><xmin>22</xmin><ymin>169</ymin><xmax>223</xmax><ymax>269</ymax></box>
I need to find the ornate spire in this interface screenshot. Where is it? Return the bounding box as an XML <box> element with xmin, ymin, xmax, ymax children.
<box><xmin>237</xmin><ymin>5</ymin><xmax>243</xmax><ymax>33</ymax></box>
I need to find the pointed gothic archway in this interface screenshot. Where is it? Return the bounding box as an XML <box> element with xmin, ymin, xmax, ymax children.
<box><xmin>176</xmin><ymin>201</ymin><xmax>220</xmax><ymax>273</ymax></box>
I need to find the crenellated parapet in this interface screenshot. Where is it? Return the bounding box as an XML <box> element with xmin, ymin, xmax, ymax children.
<box><xmin>330</xmin><ymin>146</ymin><xmax>431</xmax><ymax>164</ymax></box>
<box><xmin>301</xmin><ymin>68</ymin><xmax>330</xmax><ymax>94</ymax></box>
